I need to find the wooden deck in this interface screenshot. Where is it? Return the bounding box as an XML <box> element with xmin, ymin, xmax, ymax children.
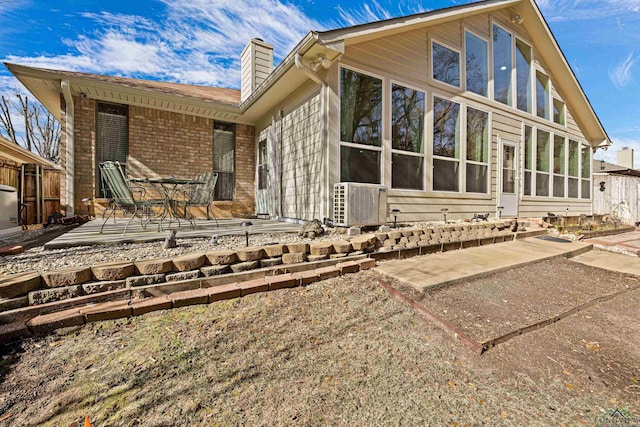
<box><xmin>44</xmin><ymin>217</ymin><xmax>301</xmax><ymax>249</ymax></box>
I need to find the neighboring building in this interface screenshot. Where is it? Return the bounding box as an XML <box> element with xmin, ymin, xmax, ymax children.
<box><xmin>593</xmin><ymin>156</ymin><xmax>640</xmax><ymax>225</ymax></box>
<box><xmin>5</xmin><ymin>0</ymin><xmax>611</xmax><ymax>223</ymax></box>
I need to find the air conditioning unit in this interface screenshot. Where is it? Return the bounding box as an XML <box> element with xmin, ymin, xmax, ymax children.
<box><xmin>333</xmin><ymin>183</ymin><xmax>388</xmax><ymax>227</ymax></box>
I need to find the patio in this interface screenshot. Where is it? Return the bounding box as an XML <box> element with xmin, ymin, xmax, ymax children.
<box><xmin>43</xmin><ymin>217</ymin><xmax>301</xmax><ymax>249</ymax></box>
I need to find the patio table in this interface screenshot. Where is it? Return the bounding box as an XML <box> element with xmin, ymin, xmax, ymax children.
<box><xmin>128</xmin><ymin>177</ymin><xmax>202</xmax><ymax>230</ymax></box>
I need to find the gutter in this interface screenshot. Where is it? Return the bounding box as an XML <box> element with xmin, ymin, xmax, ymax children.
<box><xmin>60</xmin><ymin>80</ymin><xmax>74</xmax><ymax>217</ymax></box>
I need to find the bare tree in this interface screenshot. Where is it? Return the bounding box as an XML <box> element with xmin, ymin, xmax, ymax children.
<box><xmin>0</xmin><ymin>94</ymin><xmax>61</xmax><ymax>163</ymax></box>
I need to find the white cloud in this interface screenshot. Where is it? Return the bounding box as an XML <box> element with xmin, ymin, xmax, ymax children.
<box><xmin>537</xmin><ymin>0</ymin><xmax>640</xmax><ymax>21</ymax></box>
<box><xmin>594</xmin><ymin>137</ymin><xmax>640</xmax><ymax>167</ymax></box>
<box><xmin>608</xmin><ymin>52</ymin><xmax>635</xmax><ymax>88</ymax></box>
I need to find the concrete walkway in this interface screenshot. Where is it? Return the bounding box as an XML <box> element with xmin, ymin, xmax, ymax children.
<box><xmin>571</xmin><ymin>250</ymin><xmax>640</xmax><ymax>276</ymax></box>
<box><xmin>586</xmin><ymin>230</ymin><xmax>640</xmax><ymax>255</ymax></box>
<box><xmin>375</xmin><ymin>237</ymin><xmax>593</xmax><ymax>291</ymax></box>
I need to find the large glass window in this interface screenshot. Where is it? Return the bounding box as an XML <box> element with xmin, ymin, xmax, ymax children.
<box><xmin>536</xmin><ymin>129</ymin><xmax>550</xmax><ymax>196</ymax></box>
<box><xmin>340</xmin><ymin>68</ymin><xmax>383</xmax><ymax>183</ymax></box>
<box><xmin>516</xmin><ymin>39</ymin><xmax>532</xmax><ymax>113</ymax></box>
<box><xmin>581</xmin><ymin>145</ymin><xmax>591</xmax><ymax>199</ymax></box>
<box><xmin>433</xmin><ymin>96</ymin><xmax>461</xmax><ymax>192</ymax></box>
<box><xmin>465</xmin><ymin>31</ymin><xmax>488</xmax><ymax>97</ymax></box>
<box><xmin>536</xmin><ymin>71</ymin><xmax>550</xmax><ymax>120</ymax></box>
<box><xmin>466</xmin><ymin>107</ymin><xmax>489</xmax><ymax>193</ymax></box>
<box><xmin>432</xmin><ymin>41</ymin><xmax>460</xmax><ymax>87</ymax></box>
<box><xmin>391</xmin><ymin>84</ymin><xmax>425</xmax><ymax>190</ymax></box>
<box><xmin>524</xmin><ymin>125</ymin><xmax>533</xmax><ymax>196</ymax></box>
<box><xmin>96</xmin><ymin>102</ymin><xmax>128</xmax><ymax>198</ymax></box>
<box><xmin>493</xmin><ymin>24</ymin><xmax>512</xmax><ymax>106</ymax></box>
<box><xmin>213</xmin><ymin>122</ymin><xmax>235</xmax><ymax>200</ymax></box>
<box><xmin>553</xmin><ymin>99</ymin><xmax>566</xmax><ymax>125</ymax></box>
<box><xmin>568</xmin><ymin>140</ymin><xmax>580</xmax><ymax>198</ymax></box>
<box><xmin>553</xmin><ymin>135</ymin><xmax>565</xmax><ymax>197</ymax></box>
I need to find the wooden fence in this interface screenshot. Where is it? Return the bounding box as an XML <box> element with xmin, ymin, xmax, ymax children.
<box><xmin>592</xmin><ymin>174</ymin><xmax>640</xmax><ymax>225</ymax></box>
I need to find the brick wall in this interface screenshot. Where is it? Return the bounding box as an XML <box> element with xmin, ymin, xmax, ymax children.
<box><xmin>64</xmin><ymin>96</ymin><xmax>256</xmax><ymax>218</ymax></box>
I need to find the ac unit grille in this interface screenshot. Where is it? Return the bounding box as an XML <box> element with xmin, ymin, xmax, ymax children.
<box><xmin>333</xmin><ymin>183</ymin><xmax>387</xmax><ymax>227</ymax></box>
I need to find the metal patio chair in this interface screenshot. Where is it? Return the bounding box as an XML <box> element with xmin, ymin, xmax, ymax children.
<box><xmin>177</xmin><ymin>172</ymin><xmax>219</xmax><ymax>227</ymax></box>
<box><xmin>99</xmin><ymin>161</ymin><xmax>165</xmax><ymax>235</ymax></box>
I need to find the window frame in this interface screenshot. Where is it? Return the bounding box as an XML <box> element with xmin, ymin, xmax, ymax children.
<box><xmin>465</xmin><ymin>105</ymin><xmax>491</xmax><ymax>194</ymax></box>
<box><xmin>491</xmin><ymin>21</ymin><xmax>515</xmax><ymax>107</ymax></box>
<box><xmin>389</xmin><ymin>80</ymin><xmax>427</xmax><ymax>191</ymax></box>
<box><xmin>338</xmin><ymin>65</ymin><xmax>385</xmax><ymax>185</ymax></box>
<box><xmin>95</xmin><ymin>101</ymin><xmax>129</xmax><ymax>198</ymax></box>
<box><xmin>553</xmin><ymin>98</ymin><xmax>566</xmax><ymax>126</ymax></box>
<box><xmin>515</xmin><ymin>37</ymin><xmax>534</xmax><ymax>114</ymax></box>
<box><xmin>431</xmin><ymin>94</ymin><xmax>462</xmax><ymax>193</ymax></box>
<box><xmin>430</xmin><ymin>37</ymin><xmax>462</xmax><ymax>90</ymax></box>
<box><xmin>535</xmin><ymin>70</ymin><xmax>551</xmax><ymax>120</ymax></box>
<box><xmin>463</xmin><ymin>28</ymin><xmax>489</xmax><ymax>98</ymax></box>
<box><xmin>213</xmin><ymin>121</ymin><xmax>236</xmax><ymax>201</ymax></box>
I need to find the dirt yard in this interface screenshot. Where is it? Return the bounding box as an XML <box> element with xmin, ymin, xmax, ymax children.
<box><xmin>1</xmin><ymin>267</ymin><xmax>639</xmax><ymax>426</ymax></box>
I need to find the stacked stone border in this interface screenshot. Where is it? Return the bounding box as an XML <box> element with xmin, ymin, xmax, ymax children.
<box><xmin>0</xmin><ymin>221</ymin><xmax>547</xmax><ymax>343</ymax></box>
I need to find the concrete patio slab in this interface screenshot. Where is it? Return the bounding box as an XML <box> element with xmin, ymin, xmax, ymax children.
<box><xmin>570</xmin><ymin>250</ymin><xmax>640</xmax><ymax>276</ymax></box>
<box><xmin>375</xmin><ymin>237</ymin><xmax>593</xmax><ymax>291</ymax></box>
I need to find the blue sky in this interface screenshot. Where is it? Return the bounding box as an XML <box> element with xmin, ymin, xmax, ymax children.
<box><xmin>0</xmin><ymin>0</ymin><xmax>639</xmax><ymax>164</ymax></box>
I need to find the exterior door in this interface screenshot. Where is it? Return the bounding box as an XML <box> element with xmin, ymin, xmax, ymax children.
<box><xmin>255</xmin><ymin>139</ymin><xmax>271</xmax><ymax>216</ymax></box>
<box><xmin>499</xmin><ymin>140</ymin><xmax>519</xmax><ymax>217</ymax></box>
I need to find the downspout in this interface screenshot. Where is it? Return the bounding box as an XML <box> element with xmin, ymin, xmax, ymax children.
<box><xmin>61</xmin><ymin>80</ymin><xmax>74</xmax><ymax>217</ymax></box>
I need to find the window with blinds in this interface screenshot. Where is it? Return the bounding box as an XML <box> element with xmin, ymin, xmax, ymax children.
<box><xmin>213</xmin><ymin>122</ymin><xmax>235</xmax><ymax>200</ymax></box>
<box><xmin>96</xmin><ymin>102</ymin><xmax>128</xmax><ymax>197</ymax></box>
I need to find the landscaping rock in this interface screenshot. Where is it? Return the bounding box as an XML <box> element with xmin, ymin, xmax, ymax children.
<box><xmin>26</xmin><ymin>308</ymin><xmax>85</xmax><ymax>335</ymax></box>
<box><xmin>282</xmin><ymin>252</ymin><xmax>307</xmax><ymax>264</ymax></box>
<box><xmin>374</xmin><ymin>233</ymin><xmax>388</xmax><ymax>242</ymax></box>
<box><xmin>135</xmin><ymin>258</ymin><xmax>174</xmax><ymax>275</ymax></box>
<box><xmin>0</xmin><ymin>271</ymin><xmax>42</xmax><ymax>299</ymax></box>
<box><xmin>205</xmin><ymin>250</ymin><xmax>237</xmax><ymax>265</ymax></box>
<box><xmin>80</xmin><ymin>300</ymin><xmax>132</xmax><ymax>322</ymax></box>
<box><xmin>263</xmin><ymin>244</ymin><xmax>287</xmax><ymax>258</ymax></box>
<box><xmin>332</xmin><ymin>240</ymin><xmax>352</xmax><ymax>254</ymax></box>
<box><xmin>286</xmin><ymin>243</ymin><xmax>309</xmax><ymax>254</ymax></box>
<box><xmin>0</xmin><ymin>296</ymin><xmax>28</xmax><ymax>312</ymax></box>
<box><xmin>130</xmin><ymin>297</ymin><xmax>173</xmax><ymax>316</ymax></box>
<box><xmin>82</xmin><ymin>280</ymin><xmax>127</xmax><ymax>295</ymax></box>
<box><xmin>401</xmin><ymin>230</ymin><xmax>414</xmax><ymax>238</ymax></box>
<box><xmin>265</xmin><ymin>274</ymin><xmax>297</xmax><ymax>290</ymax></box>
<box><xmin>329</xmin><ymin>253</ymin><xmax>348</xmax><ymax>259</ymax></box>
<box><xmin>383</xmin><ymin>240</ymin><xmax>394</xmax><ymax>248</ymax></box>
<box><xmin>0</xmin><ymin>245</ymin><xmax>23</xmax><ymax>256</ymax></box>
<box><xmin>0</xmin><ymin>321</ymin><xmax>31</xmax><ymax>342</ymax></box>
<box><xmin>347</xmin><ymin>227</ymin><xmax>361</xmax><ymax>237</ymax></box>
<box><xmin>206</xmin><ymin>283</ymin><xmax>241</xmax><ymax>302</ymax></box>
<box><xmin>236</xmin><ymin>247</ymin><xmax>265</xmax><ymax>262</ymax></box>
<box><xmin>201</xmin><ymin>265</ymin><xmax>232</xmax><ymax>277</ymax></box>
<box><xmin>310</xmin><ymin>242</ymin><xmax>334</xmax><ymax>256</ymax></box>
<box><xmin>260</xmin><ymin>257</ymin><xmax>282</xmax><ymax>268</ymax></box>
<box><xmin>231</xmin><ymin>261</ymin><xmax>260</xmax><ymax>273</ymax></box>
<box><xmin>29</xmin><ymin>285</ymin><xmax>83</xmax><ymax>305</ymax></box>
<box><xmin>298</xmin><ymin>219</ymin><xmax>324</xmax><ymax>239</ymax></box>
<box><xmin>125</xmin><ymin>274</ymin><xmax>166</xmax><ymax>287</ymax></box>
<box><xmin>237</xmin><ymin>278</ymin><xmax>268</xmax><ymax>296</ymax></box>
<box><xmin>388</xmin><ymin>231</ymin><xmax>402</xmax><ymax>240</ymax></box>
<box><xmin>172</xmin><ymin>253</ymin><xmax>206</xmax><ymax>272</ymax></box>
<box><xmin>166</xmin><ymin>270</ymin><xmax>200</xmax><ymax>282</ymax></box>
<box><xmin>307</xmin><ymin>254</ymin><xmax>328</xmax><ymax>262</ymax></box>
<box><xmin>169</xmin><ymin>289</ymin><xmax>209</xmax><ymax>308</ymax></box>
<box><xmin>92</xmin><ymin>261</ymin><xmax>135</xmax><ymax>281</ymax></box>
<box><xmin>42</xmin><ymin>267</ymin><xmax>92</xmax><ymax>288</ymax></box>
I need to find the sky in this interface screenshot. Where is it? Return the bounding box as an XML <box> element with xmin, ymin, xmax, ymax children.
<box><xmin>0</xmin><ymin>0</ymin><xmax>639</xmax><ymax>165</ymax></box>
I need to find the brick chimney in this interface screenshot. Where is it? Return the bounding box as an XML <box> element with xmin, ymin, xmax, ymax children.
<box><xmin>240</xmin><ymin>38</ymin><xmax>274</xmax><ymax>103</ymax></box>
<box><xmin>617</xmin><ymin>147</ymin><xmax>635</xmax><ymax>169</ymax></box>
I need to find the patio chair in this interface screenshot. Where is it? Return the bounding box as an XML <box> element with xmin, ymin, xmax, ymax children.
<box><xmin>178</xmin><ymin>172</ymin><xmax>219</xmax><ymax>226</ymax></box>
<box><xmin>99</xmin><ymin>161</ymin><xmax>165</xmax><ymax>235</ymax></box>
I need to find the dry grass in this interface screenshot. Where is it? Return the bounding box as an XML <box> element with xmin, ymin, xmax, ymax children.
<box><xmin>0</xmin><ymin>270</ymin><xmax>637</xmax><ymax>426</ymax></box>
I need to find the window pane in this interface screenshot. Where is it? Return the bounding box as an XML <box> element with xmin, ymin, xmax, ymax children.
<box><xmin>392</xmin><ymin>85</ymin><xmax>425</xmax><ymax>153</ymax></box>
<box><xmin>96</xmin><ymin>103</ymin><xmax>128</xmax><ymax>197</ymax></box>
<box><xmin>536</xmin><ymin>173</ymin><xmax>549</xmax><ymax>196</ymax></box>
<box><xmin>215</xmin><ymin>172</ymin><xmax>234</xmax><ymax>201</ymax></box>
<box><xmin>536</xmin><ymin>71</ymin><xmax>550</xmax><ymax>120</ymax></box>
<box><xmin>553</xmin><ymin>174</ymin><xmax>565</xmax><ymax>197</ymax></box>
<box><xmin>524</xmin><ymin>125</ymin><xmax>533</xmax><ymax>170</ymax></box>
<box><xmin>214</xmin><ymin>122</ymin><xmax>235</xmax><ymax>200</ymax></box>
<box><xmin>493</xmin><ymin>25</ymin><xmax>512</xmax><ymax>106</ymax></box>
<box><xmin>465</xmin><ymin>32</ymin><xmax>488</xmax><ymax>97</ymax></box>
<box><xmin>392</xmin><ymin>153</ymin><xmax>424</xmax><ymax>190</ymax></box>
<box><xmin>516</xmin><ymin>39</ymin><xmax>532</xmax><ymax>113</ymax></box>
<box><xmin>581</xmin><ymin>145</ymin><xmax>591</xmax><ymax>178</ymax></box>
<box><xmin>433</xmin><ymin>97</ymin><xmax>461</xmax><ymax>158</ymax></box>
<box><xmin>568</xmin><ymin>178</ymin><xmax>579</xmax><ymax>198</ymax></box>
<box><xmin>553</xmin><ymin>99</ymin><xmax>565</xmax><ymax>125</ymax></box>
<box><xmin>433</xmin><ymin>159</ymin><xmax>459</xmax><ymax>192</ymax></box>
<box><xmin>466</xmin><ymin>163</ymin><xmax>488</xmax><ymax>193</ymax></box>
<box><xmin>536</xmin><ymin>130</ymin><xmax>550</xmax><ymax>172</ymax></box>
<box><xmin>503</xmin><ymin>168</ymin><xmax>516</xmax><ymax>194</ymax></box>
<box><xmin>554</xmin><ymin>135</ymin><xmax>565</xmax><ymax>174</ymax></box>
<box><xmin>568</xmin><ymin>140</ymin><xmax>579</xmax><ymax>176</ymax></box>
<box><xmin>467</xmin><ymin>107</ymin><xmax>489</xmax><ymax>163</ymax></box>
<box><xmin>524</xmin><ymin>171</ymin><xmax>532</xmax><ymax>196</ymax></box>
<box><xmin>581</xmin><ymin>179</ymin><xmax>590</xmax><ymax>199</ymax></box>
<box><xmin>433</xmin><ymin>42</ymin><xmax>460</xmax><ymax>87</ymax></box>
<box><xmin>340</xmin><ymin>146</ymin><xmax>380</xmax><ymax>184</ymax></box>
<box><xmin>340</xmin><ymin>68</ymin><xmax>382</xmax><ymax>146</ymax></box>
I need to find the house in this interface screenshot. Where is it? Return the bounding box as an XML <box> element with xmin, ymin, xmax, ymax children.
<box><xmin>592</xmin><ymin>149</ymin><xmax>640</xmax><ymax>224</ymax></box>
<box><xmin>5</xmin><ymin>0</ymin><xmax>611</xmax><ymax>225</ymax></box>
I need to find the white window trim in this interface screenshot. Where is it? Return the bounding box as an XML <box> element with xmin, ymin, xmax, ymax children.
<box><xmin>464</xmin><ymin>105</ymin><xmax>491</xmax><ymax>195</ymax></box>
<box><xmin>430</xmin><ymin>37</ymin><xmax>462</xmax><ymax>90</ymax></box>
<box><xmin>463</xmin><ymin>28</ymin><xmax>489</xmax><ymax>98</ymax></box>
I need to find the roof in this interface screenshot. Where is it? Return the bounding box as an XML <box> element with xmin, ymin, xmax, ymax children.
<box><xmin>593</xmin><ymin>159</ymin><xmax>640</xmax><ymax>177</ymax></box>
<box><xmin>0</xmin><ymin>136</ymin><xmax>59</xmax><ymax>167</ymax></box>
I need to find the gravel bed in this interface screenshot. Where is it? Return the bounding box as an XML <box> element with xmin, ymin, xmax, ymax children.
<box><xmin>0</xmin><ymin>219</ymin><xmax>499</xmax><ymax>276</ymax></box>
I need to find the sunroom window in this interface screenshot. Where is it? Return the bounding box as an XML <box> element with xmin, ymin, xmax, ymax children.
<box><xmin>553</xmin><ymin>135</ymin><xmax>566</xmax><ymax>197</ymax></box>
<box><xmin>466</xmin><ymin>107</ymin><xmax>489</xmax><ymax>193</ymax></box>
<box><xmin>433</xmin><ymin>96</ymin><xmax>461</xmax><ymax>192</ymax></box>
<box><xmin>553</xmin><ymin>99</ymin><xmax>566</xmax><ymax>125</ymax></box>
<box><xmin>536</xmin><ymin>129</ymin><xmax>550</xmax><ymax>196</ymax></box>
<box><xmin>524</xmin><ymin>125</ymin><xmax>533</xmax><ymax>196</ymax></box>
<box><xmin>391</xmin><ymin>84</ymin><xmax>425</xmax><ymax>190</ymax></box>
<box><xmin>465</xmin><ymin>31</ymin><xmax>488</xmax><ymax>97</ymax></box>
<box><xmin>568</xmin><ymin>140</ymin><xmax>580</xmax><ymax>198</ymax></box>
<box><xmin>581</xmin><ymin>145</ymin><xmax>591</xmax><ymax>199</ymax></box>
<box><xmin>340</xmin><ymin>68</ymin><xmax>382</xmax><ymax>184</ymax></box>
<box><xmin>493</xmin><ymin>24</ymin><xmax>513</xmax><ymax>106</ymax></box>
<box><xmin>536</xmin><ymin>71</ymin><xmax>550</xmax><ymax>120</ymax></box>
<box><xmin>432</xmin><ymin>41</ymin><xmax>460</xmax><ymax>87</ymax></box>
<box><xmin>516</xmin><ymin>39</ymin><xmax>533</xmax><ymax>113</ymax></box>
